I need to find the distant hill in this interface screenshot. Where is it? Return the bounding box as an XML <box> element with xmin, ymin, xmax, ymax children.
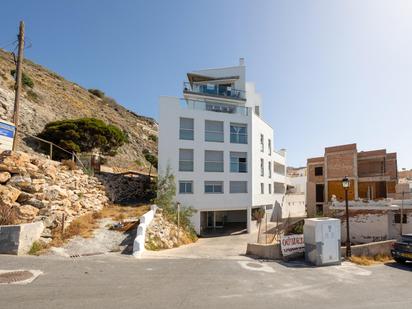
<box><xmin>0</xmin><ymin>49</ymin><xmax>157</xmax><ymax>171</ymax></box>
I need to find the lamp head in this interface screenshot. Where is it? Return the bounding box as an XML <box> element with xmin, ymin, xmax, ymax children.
<box><xmin>342</xmin><ymin>176</ymin><xmax>350</xmax><ymax>189</ymax></box>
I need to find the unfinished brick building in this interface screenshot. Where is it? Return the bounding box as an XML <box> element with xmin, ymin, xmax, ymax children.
<box><xmin>306</xmin><ymin>143</ymin><xmax>398</xmax><ymax>217</ymax></box>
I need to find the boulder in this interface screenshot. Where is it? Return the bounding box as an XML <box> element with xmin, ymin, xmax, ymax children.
<box><xmin>44</xmin><ymin>185</ymin><xmax>68</xmax><ymax>200</ymax></box>
<box><xmin>0</xmin><ymin>171</ymin><xmax>11</xmax><ymax>183</ymax></box>
<box><xmin>16</xmin><ymin>192</ymin><xmax>33</xmax><ymax>203</ymax></box>
<box><xmin>25</xmin><ymin>198</ymin><xmax>45</xmax><ymax>209</ymax></box>
<box><xmin>0</xmin><ymin>185</ymin><xmax>21</xmax><ymax>203</ymax></box>
<box><xmin>15</xmin><ymin>205</ymin><xmax>39</xmax><ymax>223</ymax></box>
<box><xmin>7</xmin><ymin>175</ymin><xmax>32</xmax><ymax>189</ymax></box>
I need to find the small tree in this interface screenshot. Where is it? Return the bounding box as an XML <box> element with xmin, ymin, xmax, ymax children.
<box><xmin>154</xmin><ymin>165</ymin><xmax>197</xmax><ymax>238</ymax></box>
<box><xmin>38</xmin><ymin>118</ymin><xmax>127</xmax><ymax>159</ymax></box>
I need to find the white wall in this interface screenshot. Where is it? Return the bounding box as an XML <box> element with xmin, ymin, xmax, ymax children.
<box><xmin>282</xmin><ymin>194</ymin><xmax>306</xmax><ymax>218</ymax></box>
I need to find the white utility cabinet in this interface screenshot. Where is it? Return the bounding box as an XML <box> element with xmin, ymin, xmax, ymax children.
<box><xmin>304</xmin><ymin>218</ymin><xmax>341</xmax><ymax>266</ymax></box>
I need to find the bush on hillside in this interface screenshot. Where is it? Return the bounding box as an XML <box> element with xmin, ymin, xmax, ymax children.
<box><xmin>38</xmin><ymin>118</ymin><xmax>127</xmax><ymax>159</ymax></box>
<box><xmin>148</xmin><ymin>134</ymin><xmax>157</xmax><ymax>142</ymax></box>
<box><xmin>10</xmin><ymin>69</ymin><xmax>34</xmax><ymax>88</ymax></box>
<box><xmin>143</xmin><ymin>149</ymin><xmax>158</xmax><ymax>168</ymax></box>
<box><xmin>88</xmin><ymin>88</ymin><xmax>105</xmax><ymax>98</ymax></box>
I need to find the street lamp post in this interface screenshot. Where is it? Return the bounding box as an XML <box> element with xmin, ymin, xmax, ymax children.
<box><xmin>342</xmin><ymin>176</ymin><xmax>351</xmax><ymax>258</ymax></box>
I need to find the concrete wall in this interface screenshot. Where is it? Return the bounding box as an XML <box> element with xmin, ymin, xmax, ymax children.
<box><xmin>282</xmin><ymin>194</ymin><xmax>306</xmax><ymax>218</ymax></box>
<box><xmin>341</xmin><ymin>240</ymin><xmax>395</xmax><ymax>257</ymax></box>
<box><xmin>246</xmin><ymin>242</ymin><xmax>282</xmax><ymax>260</ymax></box>
<box><xmin>0</xmin><ymin>222</ymin><xmax>44</xmax><ymax>255</ymax></box>
<box><xmin>133</xmin><ymin>205</ymin><xmax>157</xmax><ymax>258</ymax></box>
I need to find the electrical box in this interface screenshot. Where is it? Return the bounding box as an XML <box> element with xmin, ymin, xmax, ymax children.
<box><xmin>304</xmin><ymin>218</ymin><xmax>341</xmax><ymax>266</ymax></box>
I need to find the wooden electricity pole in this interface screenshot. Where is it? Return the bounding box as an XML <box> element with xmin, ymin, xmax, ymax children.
<box><xmin>12</xmin><ymin>21</ymin><xmax>25</xmax><ymax>151</ymax></box>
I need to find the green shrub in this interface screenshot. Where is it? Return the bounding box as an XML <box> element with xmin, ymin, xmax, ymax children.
<box><xmin>143</xmin><ymin>149</ymin><xmax>158</xmax><ymax>168</ymax></box>
<box><xmin>28</xmin><ymin>241</ymin><xmax>44</xmax><ymax>255</ymax></box>
<box><xmin>10</xmin><ymin>70</ymin><xmax>34</xmax><ymax>88</ymax></box>
<box><xmin>88</xmin><ymin>88</ymin><xmax>105</xmax><ymax>98</ymax></box>
<box><xmin>26</xmin><ymin>89</ymin><xmax>39</xmax><ymax>102</ymax></box>
<box><xmin>37</xmin><ymin>118</ymin><xmax>127</xmax><ymax>159</ymax></box>
<box><xmin>154</xmin><ymin>166</ymin><xmax>197</xmax><ymax>236</ymax></box>
<box><xmin>148</xmin><ymin>134</ymin><xmax>158</xmax><ymax>142</ymax></box>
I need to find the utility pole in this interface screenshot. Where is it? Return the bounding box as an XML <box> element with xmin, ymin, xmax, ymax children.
<box><xmin>400</xmin><ymin>191</ymin><xmax>404</xmax><ymax>236</ymax></box>
<box><xmin>12</xmin><ymin>21</ymin><xmax>25</xmax><ymax>151</ymax></box>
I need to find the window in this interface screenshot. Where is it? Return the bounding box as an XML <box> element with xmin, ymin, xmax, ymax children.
<box><xmin>268</xmin><ymin>139</ymin><xmax>272</xmax><ymax>155</ymax></box>
<box><xmin>273</xmin><ymin>182</ymin><xmax>285</xmax><ymax>194</ymax></box>
<box><xmin>273</xmin><ymin>162</ymin><xmax>286</xmax><ymax>175</ymax></box>
<box><xmin>260</xmin><ymin>183</ymin><xmax>264</xmax><ymax>194</ymax></box>
<box><xmin>230</xmin><ymin>181</ymin><xmax>247</xmax><ymax>193</ymax></box>
<box><xmin>179</xmin><ymin>118</ymin><xmax>194</xmax><ymax>140</ymax></box>
<box><xmin>230</xmin><ymin>152</ymin><xmax>247</xmax><ymax>173</ymax></box>
<box><xmin>179</xmin><ymin>181</ymin><xmax>193</xmax><ymax>194</ymax></box>
<box><xmin>268</xmin><ymin>183</ymin><xmax>272</xmax><ymax>194</ymax></box>
<box><xmin>230</xmin><ymin>123</ymin><xmax>247</xmax><ymax>144</ymax></box>
<box><xmin>260</xmin><ymin>134</ymin><xmax>264</xmax><ymax>152</ymax></box>
<box><xmin>316</xmin><ymin>204</ymin><xmax>324</xmax><ymax>216</ymax></box>
<box><xmin>260</xmin><ymin>159</ymin><xmax>264</xmax><ymax>176</ymax></box>
<box><xmin>268</xmin><ymin>161</ymin><xmax>272</xmax><ymax>178</ymax></box>
<box><xmin>394</xmin><ymin>214</ymin><xmax>407</xmax><ymax>224</ymax></box>
<box><xmin>205</xmin><ymin>181</ymin><xmax>223</xmax><ymax>194</ymax></box>
<box><xmin>179</xmin><ymin>149</ymin><xmax>194</xmax><ymax>171</ymax></box>
<box><xmin>315</xmin><ymin>166</ymin><xmax>323</xmax><ymax>176</ymax></box>
<box><xmin>204</xmin><ymin>150</ymin><xmax>224</xmax><ymax>172</ymax></box>
<box><xmin>205</xmin><ymin>120</ymin><xmax>224</xmax><ymax>142</ymax></box>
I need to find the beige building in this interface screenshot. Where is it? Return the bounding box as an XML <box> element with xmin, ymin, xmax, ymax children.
<box><xmin>306</xmin><ymin>143</ymin><xmax>398</xmax><ymax>217</ymax></box>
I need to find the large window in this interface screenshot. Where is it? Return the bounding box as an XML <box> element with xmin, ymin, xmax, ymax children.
<box><xmin>260</xmin><ymin>159</ymin><xmax>264</xmax><ymax>176</ymax></box>
<box><xmin>205</xmin><ymin>120</ymin><xmax>224</xmax><ymax>142</ymax></box>
<box><xmin>273</xmin><ymin>162</ymin><xmax>286</xmax><ymax>175</ymax></box>
<box><xmin>204</xmin><ymin>150</ymin><xmax>224</xmax><ymax>172</ymax></box>
<box><xmin>230</xmin><ymin>152</ymin><xmax>247</xmax><ymax>173</ymax></box>
<box><xmin>179</xmin><ymin>118</ymin><xmax>194</xmax><ymax>140</ymax></box>
<box><xmin>230</xmin><ymin>123</ymin><xmax>247</xmax><ymax>144</ymax></box>
<box><xmin>260</xmin><ymin>134</ymin><xmax>264</xmax><ymax>152</ymax></box>
<box><xmin>179</xmin><ymin>149</ymin><xmax>194</xmax><ymax>171</ymax></box>
<box><xmin>273</xmin><ymin>182</ymin><xmax>285</xmax><ymax>194</ymax></box>
<box><xmin>179</xmin><ymin>181</ymin><xmax>193</xmax><ymax>194</ymax></box>
<box><xmin>204</xmin><ymin>181</ymin><xmax>224</xmax><ymax>194</ymax></box>
<box><xmin>230</xmin><ymin>181</ymin><xmax>247</xmax><ymax>193</ymax></box>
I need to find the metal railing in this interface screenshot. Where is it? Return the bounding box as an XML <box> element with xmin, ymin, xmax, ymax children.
<box><xmin>180</xmin><ymin>98</ymin><xmax>250</xmax><ymax>116</ymax></box>
<box><xmin>18</xmin><ymin>130</ymin><xmax>85</xmax><ymax>169</ymax></box>
<box><xmin>183</xmin><ymin>82</ymin><xmax>246</xmax><ymax>100</ymax></box>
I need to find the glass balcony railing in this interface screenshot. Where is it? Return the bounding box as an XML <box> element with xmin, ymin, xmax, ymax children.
<box><xmin>180</xmin><ymin>99</ymin><xmax>250</xmax><ymax>116</ymax></box>
<box><xmin>183</xmin><ymin>82</ymin><xmax>246</xmax><ymax>100</ymax></box>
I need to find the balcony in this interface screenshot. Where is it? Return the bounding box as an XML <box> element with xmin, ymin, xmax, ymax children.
<box><xmin>180</xmin><ymin>99</ymin><xmax>250</xmax><ymax>116</ymax></box>
<box><xmin>183</xmin><ymin>82</ymin><xmax>246</xmax><ymax>100</ymax></box>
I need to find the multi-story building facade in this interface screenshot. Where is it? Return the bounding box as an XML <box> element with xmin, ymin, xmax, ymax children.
<box><xmin>158</xmin><ymin>60</ymin><xmax>286</xmax><ymax>235</ymax></box>
<box><xmin>307</xmin><ymin>143</ymin><xmax>398</xmax><ymax>217</ymax></box>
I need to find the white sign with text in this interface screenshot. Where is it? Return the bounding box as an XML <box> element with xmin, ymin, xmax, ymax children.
<box><xmin>281</xmin><ymin>234</ymin><xmax>305</xmax><ymax>256</ymax></box>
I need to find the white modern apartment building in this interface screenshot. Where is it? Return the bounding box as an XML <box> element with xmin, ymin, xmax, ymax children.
<box><xmin>158</xmin><ymin>59</ymin><xmax>286</xmax><ymax>235</ymax></box>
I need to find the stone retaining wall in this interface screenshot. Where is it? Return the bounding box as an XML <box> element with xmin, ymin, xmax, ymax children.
<box><xmin>341</xmin><ymin>239</ymin><xmax>396</xmax><ymax>257</ymax></box>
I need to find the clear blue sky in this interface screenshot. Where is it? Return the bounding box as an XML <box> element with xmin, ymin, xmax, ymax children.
<box><xmin>1</xmin><ymin>0</ymin><xmax>411</xmax><ymax>169</ymax></box>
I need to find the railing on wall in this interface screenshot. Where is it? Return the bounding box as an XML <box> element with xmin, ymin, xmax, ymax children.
<box><xmin>18</xmin><ymin>130</ymin><xmax>85</xmax><ymax>169</ymax></box>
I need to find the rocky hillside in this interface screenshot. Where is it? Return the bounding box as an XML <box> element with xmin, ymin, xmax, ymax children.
<box><xmin>0</xmin><ymin>49</ymin><xmax>157</xmax><ymax>170</ymax></box>
<box><xmin>0</xmin><ymin>150</ymin><xmax>108</xmax><ymax>240</ymax></box>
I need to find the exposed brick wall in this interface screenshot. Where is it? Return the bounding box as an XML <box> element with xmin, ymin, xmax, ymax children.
<box><xmin>326</xmin><ymin>152</ymin><xmax>355</xmax><ymax>179</ymax></box>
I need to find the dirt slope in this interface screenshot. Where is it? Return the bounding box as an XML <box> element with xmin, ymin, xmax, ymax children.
<box><xmin>0</xmin><ymin>49</ymin><xmax>157</xmax><ymax>170</ymax></box>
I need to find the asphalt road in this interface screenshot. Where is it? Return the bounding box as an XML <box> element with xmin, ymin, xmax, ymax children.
<box><xmin>0</xmin><ymin>254</ymin><xmax>411</xmax><ymax>309</ymax></box>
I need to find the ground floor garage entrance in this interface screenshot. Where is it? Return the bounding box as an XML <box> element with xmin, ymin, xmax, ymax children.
<box><xmin>200</xmin><ymin>210</ymin><xmax>247</xmax><ymax>236</ymax></box>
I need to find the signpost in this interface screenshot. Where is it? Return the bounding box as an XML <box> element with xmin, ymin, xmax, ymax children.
<box><xmin>0</xmin><ymin>120</ymin><xmax>16</xmax><ymax>151</ymax></box>
<box><xmin>281</xmin><ymin>234</ymin><xmax>305</xmax><ymax>257</ymax></box>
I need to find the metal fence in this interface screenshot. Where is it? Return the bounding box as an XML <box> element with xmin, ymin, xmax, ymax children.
<box><xmin>17</xmin><ymin>130</ymin><xmax>85</xmax><ymax>169</ymax></box>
